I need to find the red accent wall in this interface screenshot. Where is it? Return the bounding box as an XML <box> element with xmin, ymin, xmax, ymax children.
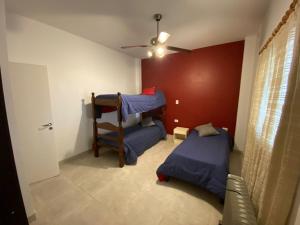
<box><xmin>142</xmin><ymin>41</ymin><xmax>244</xmax><ymax>136</ymax></box>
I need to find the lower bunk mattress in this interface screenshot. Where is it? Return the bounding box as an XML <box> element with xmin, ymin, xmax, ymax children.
<box><xmin>156</xmin><ymin>128</ymin><xmax>232</xmax><ymax>199</ymax></box>
<box><xmin>98</xmin><ymin>120</ymin><xmax>166</xmax><ymax>164</ymax></box>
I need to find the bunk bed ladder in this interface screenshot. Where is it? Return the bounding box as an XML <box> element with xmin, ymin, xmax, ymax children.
<box><xmin>91</xmin><ymin>92</ymin><xmax>99</xmax><ymax>157</ymax></box>
<box><xmin>117</xmin><ymin>92</ymin><xmax>125</xmax><ymax>168</ymax></box>
<box><xmin>91</xmin><ymin>92</ymin><xmax>125</xmax><ymax>168</ymax></box>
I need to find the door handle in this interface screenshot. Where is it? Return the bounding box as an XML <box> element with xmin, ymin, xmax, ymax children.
<box><xmin>41</xmin><ymin>123</ymin><xmax>52</xmax><ymax>127</ymax></box>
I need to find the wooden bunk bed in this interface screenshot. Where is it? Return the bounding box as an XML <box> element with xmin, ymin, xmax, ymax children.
<box><xmin>91</xmin><ymin>92</ymin><xmax>166</xmax><ymax>168</ymax></box>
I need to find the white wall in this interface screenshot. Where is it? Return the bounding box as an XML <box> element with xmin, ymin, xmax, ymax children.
<box><xmin>0</xmin><ymin>1</ymin><xmax>34</xmax><ymax>217</ymax></box>
<box><xmin>135</xmin><ymin>59</ymin><xmax>142</xmax><ymax>93</ymax></box>
<box><xmin>234</xmin><ymin>34</ymin><xmax>260</xmax><ymax>151</ymax></box>
<box><xmin>6</xmin><ymin>13</ymin><xmax>141</xmax><ymax>161</ymax></box>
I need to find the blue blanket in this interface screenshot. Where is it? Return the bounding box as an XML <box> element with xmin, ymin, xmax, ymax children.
<box><xmin>99</xmin><ymin>120</ymin><xmax>166</xmax><ymax>164</ymax></box>
<box><xmin>157</xmin><ymin>128</ymin><xmax>231</xmax><ymax>199</ymax></box>
<box><xmin>95</xmin><ymin>91</ymin><xmax>166</xmax><ymax>121</ymax></box>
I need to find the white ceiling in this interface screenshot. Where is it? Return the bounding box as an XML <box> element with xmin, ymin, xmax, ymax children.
<box><xmin>6</xmin><ymin>0</ymin><xmax>270</xmax><ymax>58</ymax></box>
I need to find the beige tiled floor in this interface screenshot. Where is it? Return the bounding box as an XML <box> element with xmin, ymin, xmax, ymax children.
<box><xmin>30</xmin><ymin>136</ymin><xmax>241</xmax><ymax>225</ymax></box>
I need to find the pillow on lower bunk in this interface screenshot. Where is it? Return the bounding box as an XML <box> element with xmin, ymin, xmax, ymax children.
<box><xmin>141</xmin><ymin>117</ymin><xmax>156</xmax><ymax>127</ymax></box>
<box><xmin>195</xmin><ymin>123</ymin><xmax>220</xmax><ymax>137</ymax></box>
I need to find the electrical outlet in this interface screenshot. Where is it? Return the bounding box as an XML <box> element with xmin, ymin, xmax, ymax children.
<box><xmin>174</xmin><ymin>119</ymin><xmax>179</xmax><ymax>123</ymax></box>
<box><xmin>175</xmin><ymin>100</ymin><xmax>179</xmax><ymax>104</ymax></box>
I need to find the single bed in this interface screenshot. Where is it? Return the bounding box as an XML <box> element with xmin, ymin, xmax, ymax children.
<box><xmin>98</xmin><ymin>120</ymin><xmax>166</xmax><ymax>164</ymax></box>
<box><xmin>156</xmin><ymin>128</ymin><xmax>232</xmax><ymax>199</ymax></box>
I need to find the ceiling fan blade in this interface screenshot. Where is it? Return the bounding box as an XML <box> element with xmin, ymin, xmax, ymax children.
<box><xmin>121</xmin><ymin>45</ymin><xmax>149</xmax><ymax>49</ymax></box>
<box><xmin>167</xmin><ymin>46</ymin><xmax>192</xmax><ymax>53</ymax></box>
<box><xmin>158</xmin><ymin>32</ymin><xmax>170</xmax><ymax>44</ymax></box>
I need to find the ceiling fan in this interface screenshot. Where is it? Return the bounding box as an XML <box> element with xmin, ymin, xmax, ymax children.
<box><xmin>121</xmin><ymin>13</ymin><xmax>192</xmax><ymax>58</ymax></box>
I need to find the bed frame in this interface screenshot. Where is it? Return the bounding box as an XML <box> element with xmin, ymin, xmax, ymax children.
<box><xmin>91</xmin><ymin>92</ymin><xmax>165</xmax><ymax>168</ymax></box>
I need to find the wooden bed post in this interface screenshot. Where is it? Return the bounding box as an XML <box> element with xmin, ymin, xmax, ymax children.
<box><xmin>91</xmin><ymin>92</ymin><xmax>99</xmax><ymax>157</ymax></box>
<box><xmin>117</xmin><ymin>92</ymin><xmax>125</xmax><ymax>167</ymax></box>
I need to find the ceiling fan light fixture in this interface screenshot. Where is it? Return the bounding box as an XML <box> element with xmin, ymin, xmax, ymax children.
<box><xmin>147</xmin><ymin>50</ymin><xmax>153</xmax><ymax>58</ymax></box>
<box><xmin>155</xmin><ymin>46</ymin><xmax>165</xmax><ymax>58</ymax></box>
<box><xmin>158</xmin><ymin>32</ymin><xmax>170</xmax><ymax>44</ymax></box>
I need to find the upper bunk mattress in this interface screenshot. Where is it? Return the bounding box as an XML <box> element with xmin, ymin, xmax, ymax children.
<box><xmin>95</xmin><ymin>91</ymin><xmax>166</xmax><ymax>121</ymax></box>
<box><xmin>156</xmin><ymin>128</ymin><xmax>232</xmax><ymax>199</ymax></box>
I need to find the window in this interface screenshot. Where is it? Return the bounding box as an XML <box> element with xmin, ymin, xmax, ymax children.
<box><xmin>255</xmin><ymin>27</ymin><xmax>296</xmax><ymax>148</ymax></box>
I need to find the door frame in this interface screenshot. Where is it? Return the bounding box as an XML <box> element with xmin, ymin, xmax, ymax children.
<box><xmin>0</xmin><ymin>67</ymin><xmax>29</xmax><ymax>225</ymax></box>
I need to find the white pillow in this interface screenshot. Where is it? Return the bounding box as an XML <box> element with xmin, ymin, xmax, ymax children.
<box><xmin>194</xmin><ymin>123</ymin><xmax>219</xmax><ymax>137</ymax></box>
<box><xmin>141</xmin><ymin>117</ymin><xmax>156</xmax><ymax>127</ymax></box>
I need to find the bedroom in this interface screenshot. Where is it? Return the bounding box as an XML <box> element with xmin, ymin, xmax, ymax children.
<box><xmin>0</xmin><ymin>0</ymin><xmax>299</xmax><ymax>225</ymax></box>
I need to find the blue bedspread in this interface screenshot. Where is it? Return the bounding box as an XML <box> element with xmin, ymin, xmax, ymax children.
<box><xmin>157</xmin><ymin>129</ymin><xmax>231</xmax><ymax>199</ymax></box>
<box><xmin>96</xmin><ymin>91</ymin><xmax>166</xmax><ymax>121</ymax></box>
<box><xmin>99</xmin><ymin>120</ymin><xmax>166</xmax><ymax>164</ymax></box>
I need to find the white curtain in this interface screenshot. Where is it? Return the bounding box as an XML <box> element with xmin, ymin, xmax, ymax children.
<box><xmin>242</xmin><ymin>2</ymin><xmax>300</xmax><ymax>225</ymax></box>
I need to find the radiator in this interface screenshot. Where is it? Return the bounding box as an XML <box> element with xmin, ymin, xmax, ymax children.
<box><xmin>221</xmin><ymin>174</ymin><xmax>258</xmax><ymax>225</ymax></box>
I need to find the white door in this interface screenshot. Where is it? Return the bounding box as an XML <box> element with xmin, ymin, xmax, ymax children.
<box><xmin>9</xmin><ymin>62</ymin><xmax>59</xmax><ymax>184</ymax></box>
